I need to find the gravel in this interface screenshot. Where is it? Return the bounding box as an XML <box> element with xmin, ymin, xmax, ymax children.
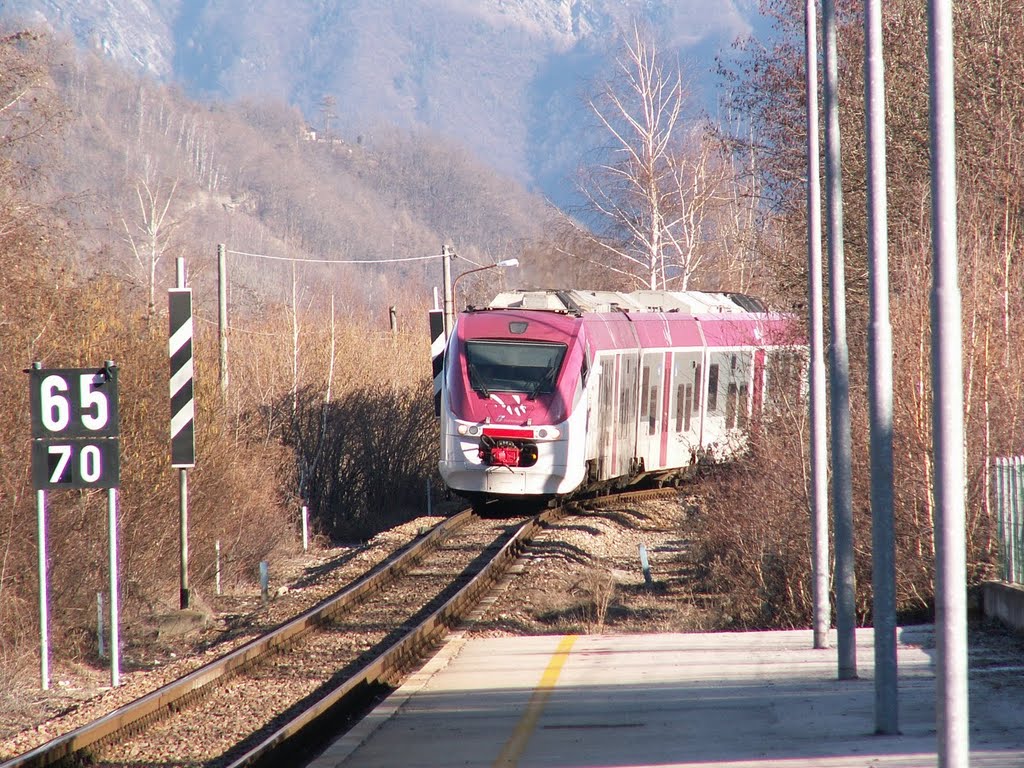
<box><xmin>0</xmin><ymin>492</ymin><xmax>707</xmax><ymax>760</ymax></box>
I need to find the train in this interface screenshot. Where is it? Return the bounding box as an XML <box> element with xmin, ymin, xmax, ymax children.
<box><xmin>437</xmin><ymin>289</ymin><xmax>802</xmax><ymax>510</ymax></box>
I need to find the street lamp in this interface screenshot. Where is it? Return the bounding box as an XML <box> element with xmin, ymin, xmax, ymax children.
<box><xmin>442</xmin><ymin>253</ymin><xmax>519</xmax><ymax>339</ymax></box>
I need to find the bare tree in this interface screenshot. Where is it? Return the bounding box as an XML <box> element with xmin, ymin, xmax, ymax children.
<box><xmin>568</xmin><ymin>23</ymin><xmax>729</xmax><ymax>290</ymax></box>
<box><xmin>120</xmin><ymin>157</ymin><xmax>180</xmax><ymax>319</ymax></box>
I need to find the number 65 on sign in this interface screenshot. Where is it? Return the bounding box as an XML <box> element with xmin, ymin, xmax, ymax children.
<box><xmin>28</xmin><ymin>366</ymin><xmax>120</xmax><ymax>490</ymax></box>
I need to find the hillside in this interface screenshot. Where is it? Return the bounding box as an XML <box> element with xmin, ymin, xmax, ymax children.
<box><xmin>0</xmin><ymin>0</ymin><xmax>766</xmax><ymax>207</ymax></box>
<box><xmin>19</xmin><ymin>34</ymin><xmax>552</xmax><ymax>315</ymax></box>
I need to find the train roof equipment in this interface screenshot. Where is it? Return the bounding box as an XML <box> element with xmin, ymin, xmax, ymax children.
<box><xmin>483</xmin><ymin>289</ymin><xmax>768</xmax><ymax>316</ymax></box>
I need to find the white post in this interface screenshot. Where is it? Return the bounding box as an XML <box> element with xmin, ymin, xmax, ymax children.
<box><xmin>864</xmin><ymin>0</ymin><xmax>898</xmax><ymax>734</ymax></box>
<box><xmin>215</xmin><ymin>540</ymin><xmax>222</xmax><ymax>596</ymax></box>
<box><xmin>301</xmin><ymin>506</ymin><xmax>309</xmax><ymax>552</ymax></box>
<box><xmin>803</xmin><ymin>0</ymin><xmax>831</xmax><ymax>652</ymax></box>
<box><xmin>37</xmin><ymin>488</ymin><xmax>49</xmax><ymax>691</ymax></box>
<box><xmin>929</xmin><ymin>0</ymin><xmax>969</xmax><ymax>760</ymax></box>
<box><xmin>108</xmin><ymin>487</ymin><xmax>121</xmax><ymax>687</ymax></box>
<box><xmin>97</xmin><ymin>592</ymin><xmax>105</xmax><ymax>659</ymax></box>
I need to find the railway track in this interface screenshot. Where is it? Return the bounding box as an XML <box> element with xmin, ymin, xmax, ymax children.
<box><xmin>3</xmin><ymin>489</ymin><xmax>677</xmax><ymax>768</ymax></box>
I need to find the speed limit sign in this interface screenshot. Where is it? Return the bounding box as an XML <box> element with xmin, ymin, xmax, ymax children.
<box><xmin>29</xmin><ymin>365</ymin><xmax>120</xmax><ymax>489</ymax></box>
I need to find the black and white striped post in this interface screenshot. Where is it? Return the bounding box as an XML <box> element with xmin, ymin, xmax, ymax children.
<box><xmin>429</xmin><ymin>304</ymin><xmax>444</xmax><ymax>418</ymax></box>
<box><xmin>169</xmin><ymin>258</ymin><xmax>195</xmax><ymax>609</ymax></box>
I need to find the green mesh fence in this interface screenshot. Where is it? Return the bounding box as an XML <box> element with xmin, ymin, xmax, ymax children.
<box><xmin>993</xmin><ymin>456</ymin><xmax>1024</xmax><ymax>584</ymax></box>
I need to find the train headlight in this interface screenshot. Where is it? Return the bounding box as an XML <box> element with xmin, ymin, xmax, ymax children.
<box><xmin>535</xmin><ymin>427</ymin><xmax>561</xmax><ymax>440</ymax></box>
<box><xmin>457</xmin><ymin>424</ymin><xmax>483</xmax><ymax>437</ymax></box>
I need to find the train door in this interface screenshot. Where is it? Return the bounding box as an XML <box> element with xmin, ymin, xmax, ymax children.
<box><xmin>668</xmin><ymin>351</ymin><xmax>703</xmax><ymax>466</ymax></box>
<box><xmin>590</xmin><ymin>354</ymin><xmax>617</xmax><ymax>480</ymax></box>
<box><xmin>616</xmin><ymin>352</ymin><xmax>639</xmax><ymax>478</ymax></box>
<box><xmin>636</xmin><ymin>352</ymin><xmax>664</xmax><ymax>471</ymax></box>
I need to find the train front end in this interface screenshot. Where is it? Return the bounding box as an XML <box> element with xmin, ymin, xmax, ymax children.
<box><xmin>438</xmin><ymin>308</ymin><xmax>588</xmax><ymax>506</ymax></box>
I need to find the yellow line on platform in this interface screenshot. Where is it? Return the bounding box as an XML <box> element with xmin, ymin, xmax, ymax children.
<box><xmin>493</xmin><ymin>634</ymin><xmax>578</xmax><ymax>768</ymax></box>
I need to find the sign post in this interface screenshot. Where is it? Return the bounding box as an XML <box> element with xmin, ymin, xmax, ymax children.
<box><xmin>28</xmin><ymin>361</ymin><xmax>121</xmax><ymax>687</ymax></box>
<box><xmin>169</xmin><ymin>257</ymin><xmax>196</xmax><ymax>609</ymax></box>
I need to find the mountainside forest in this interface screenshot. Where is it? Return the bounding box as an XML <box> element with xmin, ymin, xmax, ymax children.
<box><xmin>0</xmin><ymin>0</ymin><xmax>764</xmax><ymax>206</ymax></box>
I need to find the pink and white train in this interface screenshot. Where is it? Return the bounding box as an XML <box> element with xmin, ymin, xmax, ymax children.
<box><xmin>438</xmin><ymin>289</ymin><xmax>802</xmax><ymax>509</ymax></box>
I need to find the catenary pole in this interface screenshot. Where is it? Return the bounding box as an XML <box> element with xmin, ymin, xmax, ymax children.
<box><xmin>864</xmin><ymin>0</ymin><xmax>898</xmax><ymax>734</ymax></box>
<box><xmin>441</xmin><ymin>244</ymin><xmax>455</xmax><ymax>341</ymax></box>
<box><xmin>928</xmin><ymin>0</ymin><xmax>970</xmax><ymax>763</ymax></box>
<box><xmin>804</xmin><ymin>0</ymin><xmax>831</xmax><ymax>651</ymax></box>
<box><xmin>823</xmin><ymin>0</ymin><xmax>857</xmax><ymax>679</ymax></box>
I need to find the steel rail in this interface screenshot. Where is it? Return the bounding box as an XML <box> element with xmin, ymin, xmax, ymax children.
<box><xmin>222</xmin><ymin>490</ymin><xmax>677</xmax><ymax>767</ymax></box>
<box><xmin>1</xmin><ymin>509</ymin><xmax>477</xmax><ymax>768</ymax></box>
<box><xmin>222</xmin><ymin>505</ymin><xmax>568</xmax><ymax>767</ymax></box>
<box><xmin>5</xmin><ymin>487</ymin><xmax>676</xmax><ymax>768</ymax></box>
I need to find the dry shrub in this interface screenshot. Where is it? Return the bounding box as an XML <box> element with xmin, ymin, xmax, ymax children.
<box><xmin>286</xmin><ymin>380</ymin><xmax>438</xmax><ymax>541</ymax></box>
<box><xmin>573</xmin><ymin>568</ymin><xmax>617</xmax><ymax>633</ymax></box>
<box><xmin>1</xmin><ymin>271</ymin><xmax>296</xmax><ymax>664</ymax></box>
<box><xmin>689</xmin><ymin>447</ymin><xmax>814</xmax><ymax>629</ymax></box>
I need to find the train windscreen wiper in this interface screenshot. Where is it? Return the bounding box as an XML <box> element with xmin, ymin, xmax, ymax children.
<box><xmin>527</xmin><ymin>367</ymin><xmax>556</xmax><ymax>400</ymax></box>
<box><xmin>468</xmin><ymin>361</ymin><xmax>490</xmax><ymax>397</ymax></box>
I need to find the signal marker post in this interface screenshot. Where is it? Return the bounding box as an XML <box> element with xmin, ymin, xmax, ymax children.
<box><xmin>28</xmin><ymin>360</ymin><xmax>121</xmax><ymax>688</ymax></box>
<box><xmin>170</xmin><ymin>258</ymin><xmax>196</xmax><ymax>610</ymax></box>
<box><xmin>429</xmin><ymin>307</ymin><xmax>444</xmax><ymax>417</ymax></box>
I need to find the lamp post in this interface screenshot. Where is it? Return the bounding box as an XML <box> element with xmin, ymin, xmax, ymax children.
<box><xmin>443</xmin><ymin>255</ymin><xmax>519</xmax><ymax>339</ymax></box>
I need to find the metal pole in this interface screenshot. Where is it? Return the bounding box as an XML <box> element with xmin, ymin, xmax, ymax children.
<box><xmin>864</xmin><ymin>0</ymin><xmax>897</xmax><ymax>734</ymax></box>
<box><xmin>1003</xmin><ymin>457</ymin><xmax>1012</xmax><ymax>582</ymax></box>
<box><xmin>302</xmin><ymin>506</ymin><xmax>309</xmax><ymax>552</ymax></box>
<box><xmin>180</xmin><ymin>468</ymin><xmax>190</xmax><ymax>609</ymax></box>
<box><xmin>1014</xmin><ymin>457</ymin><xmax>1023</xmax><ymax>583</ymax></box>
<box><xmin>177</xmin><ymin>259</ymin><xmax>191</xmax><ymax>610</ymax></box>
<box><xmin>218</xmin><ymin>243</ymin><xmax>229</xmax><ymax>399</ymax></box>
<box><xmin>823</xmin><ymin>0</ymin><xmax>857</xmax><ymax>679</ymax></box>
<box><xmin>108</xmin><ymin>487</ymin><xmax>121</xmax><ymax>687</ymax></box>
<box><xmin>928</xmin><ymin>0</ymin><xmax>970</xmax><ymax>761</ymax></box>
<box><xmin>441</xmin><ymin>244</ymin><xmax>454</xmax><ymax>341</ymax></box>
<box><xmin>1002</xmin><ymin>458</ymin><xmax>1013</xmax><ymax>582</ymax></box>
<box><xmin>804</xmin><ymin>0</ymin><xmax>831</xmax><ymax>652</ymax></box>
<box><xmin>36</xmin><ymin>487</ymin><xmax>49</xmax><ymax>691</ymax></box>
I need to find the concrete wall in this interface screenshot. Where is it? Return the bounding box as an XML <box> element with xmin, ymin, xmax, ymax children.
<box><xmin>982</xmin><ymin>581</ymin><xmax>1024</xmax><ymax>633</ymax></box>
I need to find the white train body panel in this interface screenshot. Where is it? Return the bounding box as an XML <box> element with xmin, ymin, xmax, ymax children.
<box><xmin>438</xmin><ymin>289</ymin><xmax>801</xmax><ymax>504</ymax></box>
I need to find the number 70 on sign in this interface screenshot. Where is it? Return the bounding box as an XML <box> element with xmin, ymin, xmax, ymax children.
<box><xmin>28</xmin><ymin>366</ymin><xmax>120</xmax><ymax>490</ymax></box>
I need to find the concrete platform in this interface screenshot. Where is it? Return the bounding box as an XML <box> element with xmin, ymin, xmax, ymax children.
<box><xmin>312</xmin><ymin>626</ymin><xmax>1024</xmax><ymax>767</ymax></box>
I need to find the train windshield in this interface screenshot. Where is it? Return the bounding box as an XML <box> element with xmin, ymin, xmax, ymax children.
<box><xmin>464</xmin><ymin>340</ymin><xmax>567</xmax><ymax>397</ymax></box>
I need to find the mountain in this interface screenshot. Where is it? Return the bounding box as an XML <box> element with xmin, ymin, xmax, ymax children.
<box><xmin>0</xmin><ymin>0</ymin><xmax>767</xmax><ymax>208</ymax></box>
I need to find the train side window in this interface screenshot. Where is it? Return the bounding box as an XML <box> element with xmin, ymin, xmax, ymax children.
<box><xmin>726</xmin><ymin>382</ymin><xmax>738</xmax><ymax>428</ymax></box>
<box><xmin>707</xmin><ymin>363</ymin><xmax>720</xmax><ymax>412</ymax></box>
<box><xmin>692</xmin><ymin>364</ymin><xmax>701</xmax><ymax>413</ymax></box>
<box><xmin>648</xmin><ymin>386</ymin><xmax>658</xmax><ymax>435</ymax></box>
<box><xmin>675</xmin><ymin>383</ymin><xmax>684</xmax><ymax>432</ymax></box>
<box><xmin>738</xmin><ymin>384</ymin><xmax>749</xmax><ymax>429</ymax></box>
<box><xmin>684</xmin><ymin>384</ymin><xmax>693</xmax><ymax>432</ymax></box>
<box><xmin>640</xmin><ymin>365</ymin><xmax>651</xmax><ymax>423</ymax></box>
